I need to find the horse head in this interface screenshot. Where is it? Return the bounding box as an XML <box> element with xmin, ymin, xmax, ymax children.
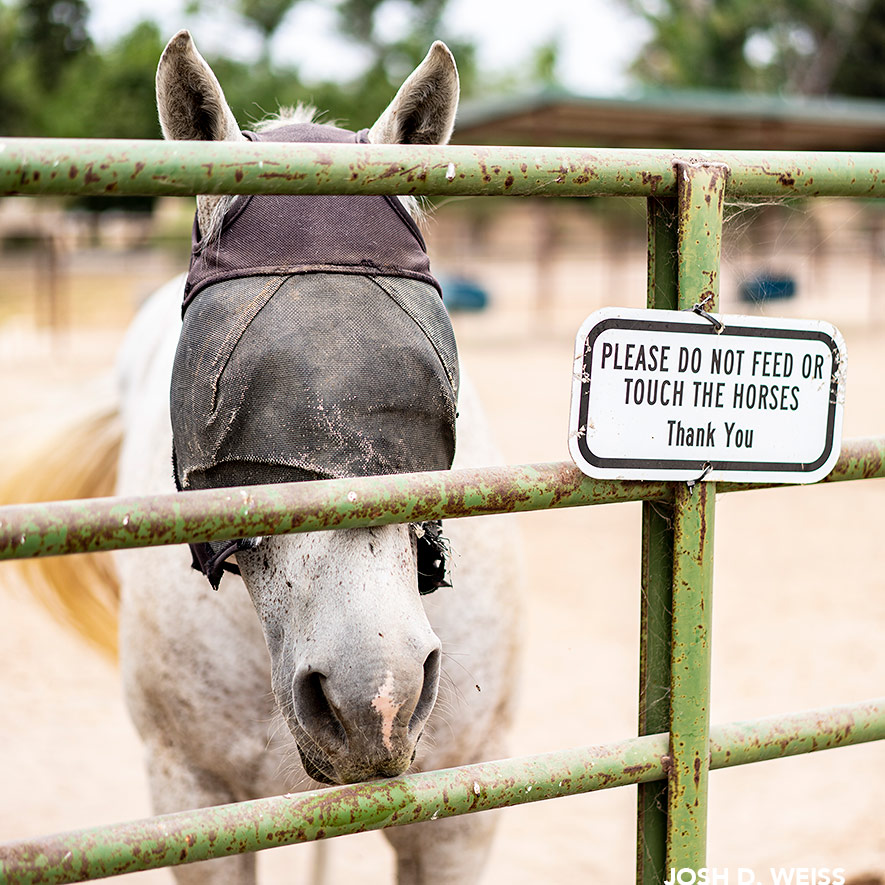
<box><xmin>156</xmin><ymin>31</ymin><xmax>460</xmax><ymax>785</ymax></box>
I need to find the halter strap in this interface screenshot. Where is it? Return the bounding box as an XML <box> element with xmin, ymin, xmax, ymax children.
<box><xmin>188</xmin><ymin>524</ymin><xmax>450</xmax><ymax>595</ymax></box>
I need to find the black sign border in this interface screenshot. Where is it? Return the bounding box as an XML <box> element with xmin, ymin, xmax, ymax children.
<box><xmin>575</xmin><ymin>316</ymin><xmax>841</xmax><ymax>475</ymax></box>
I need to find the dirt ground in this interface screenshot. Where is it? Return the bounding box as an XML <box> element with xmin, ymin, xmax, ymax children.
<box><xmin>0</xmin><ymin>265</ymin><xmax>883</xmax><ymax>884</ymax></box>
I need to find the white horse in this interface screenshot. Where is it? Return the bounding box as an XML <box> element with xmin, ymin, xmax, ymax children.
<box><xmin>11</xmin><ymin>31</ymin><xmax>522</xmax><ymax>885</ymax></box>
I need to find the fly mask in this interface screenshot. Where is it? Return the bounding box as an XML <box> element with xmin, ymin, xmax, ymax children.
<box><xmin>170</xmin><ymin>123</ymin><xmax>458</xmax><ymax>591</ymax></box>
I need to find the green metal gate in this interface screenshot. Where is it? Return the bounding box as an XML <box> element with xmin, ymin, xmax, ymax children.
<box><xmin>0</xmin><ymin>138</ymin><xmax>883</xmax><ymax>883</ymax></box>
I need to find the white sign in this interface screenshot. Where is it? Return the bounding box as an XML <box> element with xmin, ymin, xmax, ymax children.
<box><xmin>568</xmin><ymin>308</ymin><xmax>846</xmax><ymax>483</ymax></box>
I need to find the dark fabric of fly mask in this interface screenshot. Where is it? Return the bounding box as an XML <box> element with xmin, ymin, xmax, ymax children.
<box><xmin>170</xmin><ymin>123</ymin><xmax>458</xmax><ymax>592</ymax></box>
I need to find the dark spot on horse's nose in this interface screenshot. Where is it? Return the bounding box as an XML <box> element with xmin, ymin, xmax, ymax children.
<box><xmin>293</xmin><ymin>668</ymin><xmax>348</xmax><ymax>751</ymax></box>
<box><xmin>296</xmin><ymin>742</ymin><xmax>338</xmax><ymax>785</ymax></box>
<box><xmin>409</xmin><ymin>647</ymin><xmax>441</xmax><ymax>733</ymax></box>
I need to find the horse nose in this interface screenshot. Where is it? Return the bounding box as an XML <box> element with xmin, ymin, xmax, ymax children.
<box><xmin>292</xmin><ymin>669</ymin><xmax>349</xmax><ymax>753</ymax></box>
<box><xmin>292</xmin><ymin>642</ymin><xmax>441</xmax><ymax>779</ymax></box>
<box><xmin>409</xmin><ymin>645</ymin><xmax>442</xmax><ymax>734</ymax></box>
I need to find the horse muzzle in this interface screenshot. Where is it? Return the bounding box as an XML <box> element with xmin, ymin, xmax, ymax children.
<box><xmin>286</xmin><ymin>647</ymin><xmax>441</xmax><ymax>785</ymax></box>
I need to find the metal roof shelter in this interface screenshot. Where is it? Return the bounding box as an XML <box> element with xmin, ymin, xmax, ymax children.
<box><xmin>453</xmin><ymin>88</ymin><xmax>885</xmax><ymax>151</ymax></box>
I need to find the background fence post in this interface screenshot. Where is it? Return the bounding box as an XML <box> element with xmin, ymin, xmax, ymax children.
<box><xmin>637</xmin><ymin>195</ymin><xmax>678</xmax><ymax>885</ymax></box>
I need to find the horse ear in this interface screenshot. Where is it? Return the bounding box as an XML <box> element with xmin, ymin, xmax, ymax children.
<box><xmin>156</xmin><ymin>30</ymin><xmax>242</xmax><ymax>142</ymax></box>
<box><xmin>368</xmin><ymin>41</ymin><xmax>459</xmax><ymax>146</ymax></box>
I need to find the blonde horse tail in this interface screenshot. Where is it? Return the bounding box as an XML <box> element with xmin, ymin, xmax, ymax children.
<box><xmin>3</xmin><ymin>393</ymin><xmax>123</xmax><ymax>659</ymax></box>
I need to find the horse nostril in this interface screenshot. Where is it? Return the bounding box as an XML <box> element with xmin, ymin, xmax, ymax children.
<box><xmin>295</xmin><ymin>670</ymin><xmax>348</xmax><ymax>749</ymax></box>
<box><xmin>410</xmin><ymin>647</ymin><xmax>441</xmax><ymax>733</ymax></box>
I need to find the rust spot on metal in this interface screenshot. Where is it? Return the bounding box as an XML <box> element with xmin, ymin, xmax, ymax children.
<box><xmin>257</xmin><ymin>171</ymin><xmax>308</xmax><ymax>181</ymax></box>
<box><xmin>374</xmin><ymin>164</ymin><xmax>401</xmax><ymax>180</ymax></box>
<box><xmin>641</xmin><ymin>171</ymin><xmax>664</xmax><ymax>193</ymax></box>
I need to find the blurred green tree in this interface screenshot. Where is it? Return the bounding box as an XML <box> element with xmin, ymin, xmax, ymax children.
<box><xmin>237</xmin><ymin>0</ymin><xmax>295</xmax><ymax>42</ymax></box>
<box><xmin>830</xmin><ymin>0</ymin><xmax>885</xmax><ymax>97</ymax></box>
<box><xmin>19</xmin><ymin>0</ymin><xmax>91</xmax><ymax>89</ymax></box>
<box><xmin>531</xmin><ymin>37</ymin><xmax>561</xmax><ymax>88</ymax></box>
<box><xmin>34</xmin><ymin>20</ymin><xmax>167</xmax><ymax>138</ymax></box>
<box><xmin>3</xmin><ymin>0</ymin><xmax>483</xmax><ymax>141</ymax></box>
<box><xmin>188</xmin><ymin>0</ymin><xmax>478</xmax><ymax>128</ymax></box>
<box><xmin>623</xmin><ymin>0</ymin><xmax>883</xmax><ymax>98</ymax></box>
<box><xmin>0</xmin><ymin>4</ymin><xmax>24</xmax><ymax>132</ymax></box>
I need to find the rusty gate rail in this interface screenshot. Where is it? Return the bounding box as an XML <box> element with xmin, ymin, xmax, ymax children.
<box><xmin>0</xmin><ymin>437</ymin><xmax>882</xmax><ymax>563</ymax></box>
<box><xmin>1</xmin><ymin>699</ymin><xmax>882</xmax><ymax>885</ymax></box>
<box><xmin>2</xmin><ymin>139</ymin><xmax>885</xmax><ymax>200</ymax></box>
<box><xmin>1</xmin><ymin>137</ymin><xmax>884</xmax><ymax>885</ymax></box>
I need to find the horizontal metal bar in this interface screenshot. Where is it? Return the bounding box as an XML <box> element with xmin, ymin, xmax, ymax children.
<box><xmin>711</xmin><ymin>700</ymin><xmax>885</xmax><ymax>768</ymax></box>
<box><xmin>0</xmin><ymin>736</ymin><xmax>669</xmax><ymax>883</ymax></box>
<box><xmin>2</xmin><ymin>139</ymin><xmax>885</xmax><ymax>199</ymax></box>
<box><xmin>717</xmin><ymin>436</ymin><xmax>885</xmax><ymax>493</ymax></box>
<box><xmin>1</xmin><ymin>698</ymin><xmax>881</xmax><ymax>884</ymax></box>
<box><xmin>1</xmin><ymin>436</ymin><xmax>881</xmax><ymax>562</ymax></box>
<box><xmin>0</xmin><ymin>463</ymin><xmax>670</xmax><ymax>561</ymax></box>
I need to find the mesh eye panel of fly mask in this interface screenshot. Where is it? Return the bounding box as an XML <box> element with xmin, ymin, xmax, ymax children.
<box><xmin>170</xmin><ymin>122</ymin><xmax>458</xmax><ymax>592</ymax></box>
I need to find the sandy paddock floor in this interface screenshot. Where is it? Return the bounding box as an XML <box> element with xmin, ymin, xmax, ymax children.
<box><xmin>0</xmin><ymin>287</ymin><xmax>883</xmax><ymax>884</ymax></box>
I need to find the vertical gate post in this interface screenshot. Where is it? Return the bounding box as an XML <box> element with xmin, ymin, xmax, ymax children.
<box><xmin>637</xmin><ymin>165</ymin><xmax>728</xmax><ymax>883</ymax></box>
<box><xmin>637</xmin><ymin>196</ymin><xmax>678</xmax><ymax>885</ymax></box>
<box><xmin>666</xmin><ymin>162</ymin><xmax>728</xmax><ymax>871</ymax></box>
